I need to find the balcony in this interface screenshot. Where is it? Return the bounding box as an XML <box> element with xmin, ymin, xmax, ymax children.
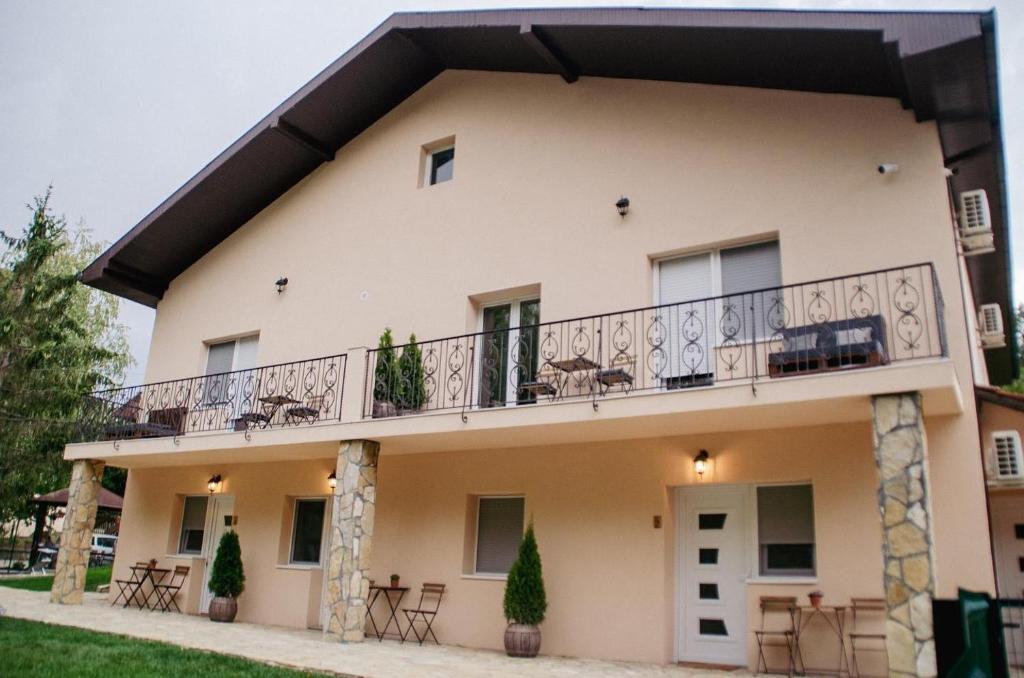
<box><xmin>71</xmin><ymin>263</ymin><xmax>948</xmax><ymax>447</ymax></box>
<box><xmin>76</xmin><ymin>355</ymin><xmax>346</xmax><ymax>443</ymax></box>
<box><xmin>363</xmin><ymin>263</ymin><xmax>946</xmax><ymax>419</ymax></box>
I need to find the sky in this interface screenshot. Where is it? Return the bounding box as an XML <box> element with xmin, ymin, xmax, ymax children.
<box><xmin>1</xmin><ymin>0</ymin><xmax>1020</xmax><ymax>385</ymax></box>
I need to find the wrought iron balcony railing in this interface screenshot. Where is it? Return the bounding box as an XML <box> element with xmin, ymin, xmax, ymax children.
<box><xmin>76</xmin><ymin>354</ymin><xmax>346</xmax><ymax>443</ymax></box>
<box><xmin>363</xmin><ymin>263</ymin><xmax>946</xmax><ymax>419</ymax></box>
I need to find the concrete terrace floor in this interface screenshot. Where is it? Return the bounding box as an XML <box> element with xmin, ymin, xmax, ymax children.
<box><xmin>0</xmin><ymin>588</ymin><xmax>749</xmax><ymax>678</ymax></box>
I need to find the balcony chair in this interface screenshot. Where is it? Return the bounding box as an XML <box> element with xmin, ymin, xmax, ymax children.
<box><xmin>152</xmin><ymin>565</ymin><xmax>190</xmax><ymax>613</ymax></box>
<box><xmin>401</xmin><ymin>582</ymin><xmax>446</xmax><ymax>645</ymax></box>
<box><xmin>754</xmin><ymin>596</ymin><xmax>798</xmax><ymax>676</ymax></box>
<box><xmin>595</xmin><ymin>353</ymin><xmax>635</xmax><ymax>394</ymax></box>
<box><xmin>284</xmin><ymin>395</ymin><xmax>324</xmax><ymax>425</ymax></box>
<box><xmin>849</xmin><ymin>597</ymin><xmax>888</xmax><ymax>677</ymax></box>
<box><xmin>519</xmin><ymin>363</ymin><xmax>560</xmax><ymax>399</ymax></box>
<box><xmin>111</xmin><ymin>561</ymin><xmax>151</xmax><ymax>607</ymax></box>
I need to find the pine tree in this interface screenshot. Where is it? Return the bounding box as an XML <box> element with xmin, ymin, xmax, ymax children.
<box><xmin>503</xmin><ymin>522</ymin><xmax>547</xmax><ymax>625</ymax></box>
<box><xmin>396</xmin><ymin>333</ymin><xmax>427</xmax><ymax>411</ymax></box>
<box><xmin>208</xmin><ymin>530</ymin><xmax>245</xmax><ymax>598</ymax></box>
<box><xmin>373</xmin><ymin>328</ymin><xmax>399</xmax><ymax>404</ymax></box>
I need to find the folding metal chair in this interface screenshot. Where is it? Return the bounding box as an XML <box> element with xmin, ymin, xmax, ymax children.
<box><xmin>401</xmin><ymin>583</ymin><xmax>445</xmax><ymax>645</ymax></box>
<box><xmin>849</xmin><ymin>597</ymin><xmax>888</xmax><ymax>677</ymax></box>
<box><xmin>754</xmin><ymin>596</ymin><xmax>798</xmax><ymax>676</ymax></box>
<box><xmin>152</xmin><ymin>565</ymin><xmax>190</xmax><ymax>613</ymax></box>
<box><xmin>111</xmin><ymin>561</ymin><xmax>150</xmax><ymax>607</ymax></box>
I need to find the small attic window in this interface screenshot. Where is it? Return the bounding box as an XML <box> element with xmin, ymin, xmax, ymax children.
<box><xmin>429</xmin><ymin>146</ymin><xmax>455</xmax><ymax>185</ymax></box>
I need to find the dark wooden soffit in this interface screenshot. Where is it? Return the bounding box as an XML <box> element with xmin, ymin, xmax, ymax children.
<box><xmin>977</xmin><ymin>385</ymin><xmax>1024</xmax><ymax>414</ymax></box>
<box><xmin>81</xmin><ymin>8</ymin><xmax>1009</xmax><ymax>380</ymax></box>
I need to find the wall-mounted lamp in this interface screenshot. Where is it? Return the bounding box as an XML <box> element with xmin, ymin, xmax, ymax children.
<box><xmin>877</xmin><ymin>163</ymin><xmax>899</xmax><ymax>175</ymax></box>
<box><xmin>207</xmin><ymin>474</ymin><xmax>222</xmax><ymax>494</ymax></box>
<box><xmin>693</xmin><ymin>450</ymin><xmax>710</xmax><ymax>479</ymax></box>
<box><xmin>327</xmin><ymin>471</ymin><xmax>337</xmax><ymax>490</ymax></box>
<box><xmin>615</xmin><ymin>196</ymin><xmax>630</xmax><ymax>217</ymax></box>
<box><xmin>275</xmin><ymin>277</ymin><xmax>289</xmax><ymax>294</ymax></box>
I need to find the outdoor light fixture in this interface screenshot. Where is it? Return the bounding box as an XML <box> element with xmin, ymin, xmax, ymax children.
<box><xmin>616</xmin><ymin>196</ymin><xmax>630</xmax><ymax>217</ymax></box>
<box><xmin>693</xmin><ymin>450</ymin><xmax>710</xmax><ymax>478</ymax></box>
<box><xmin>327</xmin><ymin>471</ymin><xmax>337</xmax><ymax>489</ymax></box>
<box><xmin>275</xmin><ymin>276</ymin><xmax>289</xmax><ymax>294</ymax></box>
<box><xmin>207</xmin><ymin>474</ymin><xmax>222</xmax><ymax>494</ymax></box>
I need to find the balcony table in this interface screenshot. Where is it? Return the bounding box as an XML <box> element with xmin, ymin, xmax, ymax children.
<box><xmin>548</xmin><ymin>357</ymin><xmax>601</xmax><ymax>399</ymax></box>
<box><xmin>236</xmin><ymin>395</ymin><xmax>301</xmax><ymax>430</ymax></box>
<box><xmin>367</xmin><ymin>585</ymin><xmax>409</xmax><ymax>641</ymax></box>
<box><xmin>793</xmin><ymin>605</ymin><xmax>850</xmax><ymax>677</ymax></box>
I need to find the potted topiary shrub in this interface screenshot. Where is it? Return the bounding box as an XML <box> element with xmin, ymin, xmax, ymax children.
<box><xmin>372</xmin><ymin>328</ymin><xmax>399</xmax><ymax>418</ymax></box>
<box><xmin>208</xmin><ymin>530</ymin><xmax>245</xmax><ymax>622</ymax></box>
<box><xmin>503</xmin><ymin>522</ymin><xmax>547</xmax><ymax>658</ymax></box>
<box><xmin>396</xmin><ymin>333</ymin><xmax>427</xmax><ymax>415</ymax></box>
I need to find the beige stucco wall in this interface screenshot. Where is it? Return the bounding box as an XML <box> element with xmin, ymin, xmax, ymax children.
<box><xmin>110</xmin><ymin>414</ymin><xmax>992</xmax><ymax>666</ymax></box>
<box><xmin>143</xmin><ymin>70</ymin><xmax>969</xmax><ymax>388</ymax></box>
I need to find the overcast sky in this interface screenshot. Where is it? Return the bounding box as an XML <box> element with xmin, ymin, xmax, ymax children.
<box><xmin>1</xmin><ymin>0</ymin><xmax>1019</xmax><ymax>384</ymax></box>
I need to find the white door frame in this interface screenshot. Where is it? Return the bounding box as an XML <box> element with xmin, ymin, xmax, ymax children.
<box><xmin>200</xmin><ymin>494</ymin><xmax>235</xmax><ymax>613</ymax></box>
<box><xmin>675</xmin><ymin>484</ymin><xmax>751</xmax><ymax>665</ymax></box>
<box><xmin>475</xmin><ymin>297</ymin><xmax>540</xmax><ymax>408</ymax></box>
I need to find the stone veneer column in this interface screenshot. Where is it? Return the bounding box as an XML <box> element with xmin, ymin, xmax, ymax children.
<box><xmin>323</xmin><ymin>439</ymin><xmax>379</xmax><ymax>641</ymax></box>
<box><xmin>50</xmin><ymin>459</ymin><xmax>105</xmax><ymax>604</ymax></box>
<box><xmin>871</xmin><ymin>393</ymin><xmax>937</xmax><ymax>677</ymax></box>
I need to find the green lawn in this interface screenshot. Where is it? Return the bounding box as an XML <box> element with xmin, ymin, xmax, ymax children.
<box><xmin>0</xmin><ymin>565</ymin><xmax>112</xmax><ymax>592</ymax></box>
<box><xmin>0</xmin><ymin>617</ymin><xmax>336</xmax><ymax>677</ymax></box>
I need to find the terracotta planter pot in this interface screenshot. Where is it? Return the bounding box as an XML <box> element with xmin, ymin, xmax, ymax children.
<box><xmin>809</xmin><ymin>595</ymin><xmax>824</xmax><ymax>610</ymax></box>
<box><xmin>373</xmin><ymin>401</ymin><xmax>397</xmax><ymax>419</ymax></box>
<box><xmin>390</xmin><ymin>577</ymin><xmax>400</xmax><ymax>588</ymax></box>
<box><xmin>504</xmin><ymin>623</ymin><xmax>541</xmax><ymax>658</ymax></box>
<box><xmin>209</xmin><ymin>596</ymin><xmax>238</xmax><ymax>623</ymax></box>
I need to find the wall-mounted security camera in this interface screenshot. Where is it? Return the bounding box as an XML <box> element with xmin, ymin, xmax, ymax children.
<box><xmin>878</xmin><ymin>163</ymin><xmax>900</xmax><ymax>175</ymax></box>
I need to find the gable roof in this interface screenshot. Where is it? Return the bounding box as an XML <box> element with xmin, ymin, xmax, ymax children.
<box><xmin>81</xmin><ymin>7</ymin><xmax>1014</xmax><ymax>381</ymax></box>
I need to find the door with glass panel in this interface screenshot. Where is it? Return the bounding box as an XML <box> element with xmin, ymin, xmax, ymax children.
<box><xmin>200</xmin><ymin>495</ymin><xmax>235</xmax><ymax>613</ymax></box>
<box><xmin>203</xmin><ymin>336</ymin><xmax>258</xmax><ymax>421</ymax></box>
<box><xmin>678</xmin><ymin>485</ymin><xmax>749</xmax><ymax>665</ymax></box>
<box><xmin>478</xmin><ymin>299</ymin><xmax>540</xmax><ymax>407</ymax></box>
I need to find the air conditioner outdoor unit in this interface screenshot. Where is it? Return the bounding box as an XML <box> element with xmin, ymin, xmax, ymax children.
<box><xmin>994</xmin><ymin>431</ymin><xmax>1024</xmax><ymax>480</ymax></box>
<box><xmin>958</xmin><ymin>189</ymin><xmax>996</xmax><ymax>256</ymax></box>
<box><xmin>979</xmin><ymin>303</ymin><xmax>1006</xmax><ymax>349</ymax></box>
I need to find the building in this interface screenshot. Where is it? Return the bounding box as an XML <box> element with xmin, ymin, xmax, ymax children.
<box><xmin>51</xmin><ymin>8</ymin><xmax>1012</xmax><ymax>676</ymax></box>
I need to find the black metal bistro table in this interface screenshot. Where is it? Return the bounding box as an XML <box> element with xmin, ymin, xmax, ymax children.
<box><xmin>367</xmin><ymin>585</ymin><xmax>409</xmax><ymax>641</ymax></box>
<box><xmin>123</xmin><ymin>564</ymin><xmax>171</xmax><ymax>610</ymax></box>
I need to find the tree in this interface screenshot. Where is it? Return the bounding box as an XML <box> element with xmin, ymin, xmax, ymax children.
<box><xmin>1002</xmin><ymin>304</ymin><xmax>1024</xmax><ymax>394</ymax></box>
<box><xmin>208</xmin><ymin>530</ymin><xmax>245</xmax><ymax>598</ymax></box>
<box><xmin>396</xmin><ymin>332</ymin><xmax>427</xmax><ymax>411</ymax></box>
<box><xmin>373</xmin><ymin>327</ymin><xmax>398</xmax><ymax>404</ymax></box>
<box><xmin>503</xmin><ymin>522</ymin><xmax>547</xmax><ymax>625</ymax></box>
<box><xmin>0</xmin><ymin>189</ymin><xmax>131</xmax><ymax>526</ymax></box>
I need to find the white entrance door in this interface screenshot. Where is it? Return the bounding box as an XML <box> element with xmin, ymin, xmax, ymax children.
<box><xmin>678</xmin><ymin>485</ymin><xmax>749</xmax><ymax>665</ymax></box>
<box><xmin>200</xmin><ymin>495</ymin><xmax>235</xmax><ymax>613</ymax></box>
<box><xmin>990</xmin><ymin>493</ymin><xmax>1024</xmax><ymax>666</ymax></box>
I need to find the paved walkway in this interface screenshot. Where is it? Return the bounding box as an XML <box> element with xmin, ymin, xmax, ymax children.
<box><xmin>0</xmin><ymin>588</ymin><xmax>748</xmax><ymax>677</ymax></box>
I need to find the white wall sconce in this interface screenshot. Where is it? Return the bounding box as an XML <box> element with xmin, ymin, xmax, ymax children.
<box><xmin>693</xmin><ymin>449</ymin><xmax>710</xmax><ymax>479</ymax></box>
<box><xmin>327</xmin><ymin>471</ymin><xmax>337</xmax><ymax>489</ymax></box>
<box><xmin>877</xmin><ymin>163</ymin><xmax>899</xmax><ymax>175</ymax></box>
<box><xmin>207</xmin><ymin>474</ymin><xmax>223</xmax><ymax>494</ymax></box>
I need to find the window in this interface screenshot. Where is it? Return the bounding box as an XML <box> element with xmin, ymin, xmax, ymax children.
<box><xmin>993</xmin><ymin>431</ymin><xmax>1024</xmax><ymax>479</ymax></box>
<box><xmin>203</xmin><ymin>335</ymin><xmax>258</xmax><ymax>404</ymax></box>
<box><xmin>757</xmin><ymin>484</ymin><xmax>815</xmax><ymax>577</ymax></box>
<box><xmin>290</xmin><ymin>498</ymin><xmax>327</xmax><ymax>565</ymax></box>
<box><xmin>656</xmin><ymin>240</ymin><xmax>781</xmax><ymax>382</ymax></box>
<box><xmin>479</xmin><ymin>298</ymin><xmax>541</xmax><ymax>408</ymax></box>
<box><xmin>429</xmin><ymin>146</ymin><xmax>455</xmax><ymax>185</ymax></box>
<box><xmin>178</xmin><ymin>496</ymin><xmax>209</xmax><ymax>555</ymax></box>
<box><xmin>475</xmin><ymin>496</ymin><xmax>525</xmax><ymax>575</ymax></box>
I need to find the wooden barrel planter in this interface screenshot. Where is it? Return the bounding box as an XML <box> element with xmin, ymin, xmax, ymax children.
<box><xmin>208</xmin><ymin>596</ymin><xmax>238</xmax><ymax>623</ymax></box>
<box><xmin>504</xmin><ymin>623</ymin><xmax>541</xmax><ymax>657</ymax></box>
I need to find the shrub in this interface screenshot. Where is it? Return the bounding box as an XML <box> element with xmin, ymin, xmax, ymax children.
<box><xmin>396</xmin><ymin>333</ymin><xmax>427</xmax><ymax>411</ymax></box>
<box><xmin>373</xmin><ymin>328</ymin><xmax>399</xmax><ymax>403</ymax></box>
<box><xmin>503</xmin><ymin>522</ymin><xmax>546</xmax><ymax>625</ymax></box>
<box><xmin>208</xmin><ymin>530</ymin><xmax>245</xmax><ymax>598</ymax></box>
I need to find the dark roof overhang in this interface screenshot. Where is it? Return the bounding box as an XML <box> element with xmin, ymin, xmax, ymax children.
<box><xmin>977</xmin><ymin>385</ymin><xmax>1024</xmax><ymax>413</ymax></box>
<box><xmin>81</xmin><ymin>8</ymin><xmax>1013</xmax><ymax>380</ymax></box>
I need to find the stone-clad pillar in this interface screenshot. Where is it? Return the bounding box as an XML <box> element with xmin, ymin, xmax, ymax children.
<box><xmin>50</xmin><ymin>459</ymin><xmax>105</xmax><ymax>605</ymax></box>
<box><xmin>323</xmin><ymin>439</ymin><xmax>379</xmax><ymax>641</ymax></box>
<box><xmin>871</xmin><ymin>393</ymin><xmax>936</xmax><ymax>677</ymax></box>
